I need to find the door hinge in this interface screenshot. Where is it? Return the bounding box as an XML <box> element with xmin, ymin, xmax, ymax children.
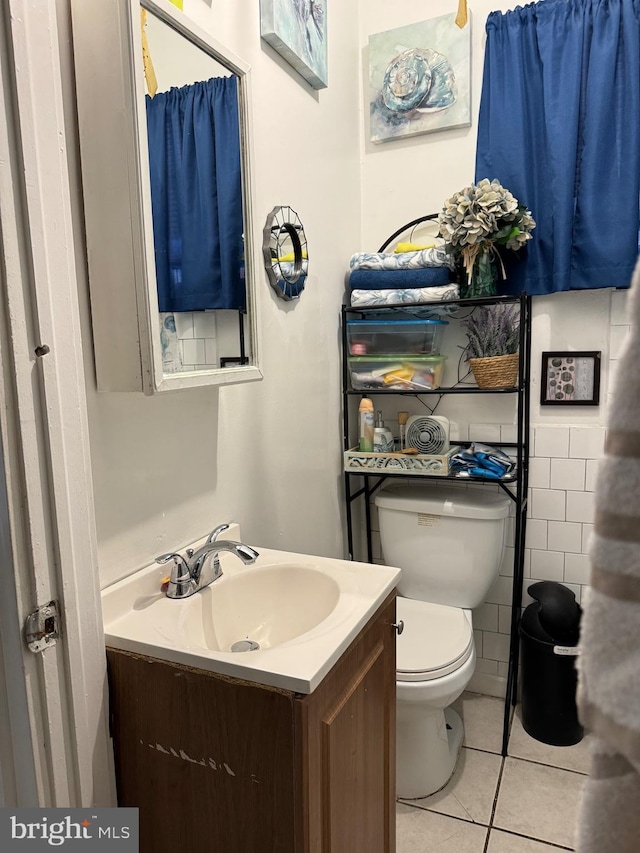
<box><xmin>25</xmin><ymin>601</ymin><xmax>60</xmax><ymax>653</ymax></box>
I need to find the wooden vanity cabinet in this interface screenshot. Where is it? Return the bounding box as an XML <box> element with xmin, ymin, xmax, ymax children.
<box><xmin>106</xmin><ymin>591</ymin><xmax>396</xmax><ymax>853</ymax></box>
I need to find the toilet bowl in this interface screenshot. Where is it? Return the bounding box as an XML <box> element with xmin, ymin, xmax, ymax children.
<box><xmin>395</xmin><ymin>597</ymin><xmax>476</xmax><ymax>798</ymax></box>
<box><xmin>374</xmin><ymin>482</ymin><xmax>510</xmax><ymax>799</ymax></box>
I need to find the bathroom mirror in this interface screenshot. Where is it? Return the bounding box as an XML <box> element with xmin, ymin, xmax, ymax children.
<box><xmin>262</xmin><ymin>206</ymin><xmax>309</xmax><ymax>301</ymax></box>
<box><xmin>71</xmin><ymin>0</ymin><xmax>262</xmax><ymax>393</ymax></box>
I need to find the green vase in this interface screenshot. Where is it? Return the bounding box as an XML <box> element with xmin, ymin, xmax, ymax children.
<box><xmin>465</xmin><ymin>250</ymin><xmax>498</xmax><ymax>298</ymax></box>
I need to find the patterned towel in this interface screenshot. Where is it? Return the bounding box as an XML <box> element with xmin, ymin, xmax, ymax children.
<box><xmin>349</xmin><ymin>247</ymin><xmax>454</xmax><ymax>272</ymax></box>
<box><xmin>576</xmin><ymin>257</ymin><xmax>640</xmax><ymax>852</ymax></box>
<box><xmin>349</xmin><ymin>283</ymin><xmax>460</xmax><ymax>309</ymax></box>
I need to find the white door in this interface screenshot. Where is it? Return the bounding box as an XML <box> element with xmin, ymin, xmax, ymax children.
<box><xmin>0</xmin><ymin>0</ymin><xmax>114</xmax><ymax>806</ymax></box>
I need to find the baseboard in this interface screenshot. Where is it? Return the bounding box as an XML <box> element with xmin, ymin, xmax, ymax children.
<box><xmin>467</xmin><ymin>670</ymin><xmax>507</xmax><ymax>699</ymax></box>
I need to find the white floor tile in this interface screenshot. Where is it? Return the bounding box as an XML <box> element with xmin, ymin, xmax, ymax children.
<box><xmin>396</xmin><ymin>804</ymin><xmax>488</xmax><ymax>853</ymax></box>
<box><xmin>402</xmin><ymin>747</ymin><xmax>502</xmax><ymax>825</ymax></box>
<box><xmin>508</xmin><ymin>712</ymin><xmax>591</xmax><ymax>775</ymax></box>
<box><xmin>487</xmin><ymin>829</ymin><xmax>572</xmax><ymax>852</ymax></box>
<box><xmin>451</xmin><ymin>691</ymin><xmax>506</xmax><ymax>754</ymax></box>
<box><xmin>494</xmin><ymin>757</ymin><xmax>585</xmax><ymax>848</ymax></box>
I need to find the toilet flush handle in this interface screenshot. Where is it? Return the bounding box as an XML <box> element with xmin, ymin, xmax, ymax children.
<box><xmin>392</xmin><ymin>620</ymin><xmax>404</xmax><ymax>635</ymax></box>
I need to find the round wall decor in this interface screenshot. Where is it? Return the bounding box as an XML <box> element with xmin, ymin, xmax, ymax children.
<box><xmin>262</xmin><ymin>206</ymin><xmax>308</xmax><ymax>301</ymax></box>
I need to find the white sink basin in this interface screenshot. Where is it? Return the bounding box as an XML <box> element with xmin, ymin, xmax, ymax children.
<box><xmin>101</xmin><ymin>529</ymin><xmax>401</xmax><ymax>693</ymax></box>
<box><xmin>184</xmin><ymin>565</ymin><xmax>340</xmax><ymax>652</ymax></box>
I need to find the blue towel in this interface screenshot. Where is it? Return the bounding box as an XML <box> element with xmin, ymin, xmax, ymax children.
<box><xmin>349</xmin><ymin>267</ymin><xmax>453</xmax><ymax>291</ymax></box>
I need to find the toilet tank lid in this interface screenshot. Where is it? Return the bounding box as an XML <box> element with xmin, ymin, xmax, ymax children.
<box><xmin>374</xmin><ymin>483</ymin><xmax>511</xmax><ymax>520</ymax></box>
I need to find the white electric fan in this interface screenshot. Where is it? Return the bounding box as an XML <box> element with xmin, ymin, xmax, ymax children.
<box><xmin>405</xmin><ymin>416</ymin><xmax>450</xmax><ymax>455</ymax></box>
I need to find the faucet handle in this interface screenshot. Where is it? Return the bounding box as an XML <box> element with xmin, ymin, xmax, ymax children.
<box><xmin>207</xmin><ymin>523</ymin><xmax>230</xmax><ymax>544</ymax></box>
<box><xmin>155</xmin><ymin>553</ymin><xmax>192</xmax><ymax>582</ymax></box>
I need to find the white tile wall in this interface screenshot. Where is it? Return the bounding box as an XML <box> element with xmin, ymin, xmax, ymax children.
<box><xmin>525</xmin><ymin>518</ymin><xmax>547</xmax><ymax>551</ymax></box>
<box><xmin>566</xmin><ymin>490</ymin><xmax>595</xmax><ymax>523</ymax></box>
<box><xmin>535</xmin><ymin>427</ymin><xmax>570</xmax><ymax>458</ymax></box>
<box><xmin>174</xmin><ymin>311</ymin><xmax>218</xmax><ymax>369</ymax></box>
<box><xmin>569</xmin><ymin>427</ymin><xmax>605</xmax><ymax>459</ymax></box>
<box><xmin>610</xmin><ymin>323</ymin><xmax>630</xmax><ymax>360</ymax></box>
<box><xmin>585</xmin><ymin>459</ymin><xmax>600</xmax><ymax>492</ymax></box>
<box><xmin>547</xmin><ymin>521</ymin><xmax>582</xmax><ymax>554</ymax></box>
<box><xmin>530</xmin><ymin>549</ymin><xmax>564</xmax><ymax>581</ymax></box>
<box><xmin>473</xmin><ymin>425</ymin><xmax>605</xmax><ymax>673</ymax></box>
<box><xmin>530</xmin><ymin>489</ymin><xmax>566</xmax><ymax>521</ymax></box>
<box><xmin>550</xmin><ymin>458</ymin><xmax>585</xmax><ymax>491</ymax></box>
<box><xmin>528</xmin><ymin>457</ymin><xmax>550</xmax><ymax>489</ymax></box>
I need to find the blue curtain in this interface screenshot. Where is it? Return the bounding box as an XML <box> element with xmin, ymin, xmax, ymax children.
<box><xmin>146</xmin><ymin>76</ymin><xmax>245</xmax><ymax>312</ymax></box>
<box><xmin>475</xmin><ymin>0</ymin><xmax>640</xmax><ymax>295</ymax></box>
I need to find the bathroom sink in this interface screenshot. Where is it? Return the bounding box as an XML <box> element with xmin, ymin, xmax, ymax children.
<box><xmin>184</xmin><ymin>565</ymin><xmax>340</xmax><ymax>652</ymax></box>
<box><xmin>101</xmin><ymin>527</ymin><xmax>401</xmax><ymax>693</ymax></box>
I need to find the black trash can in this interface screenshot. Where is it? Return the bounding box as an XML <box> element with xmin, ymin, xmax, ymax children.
<box><xmin>519</xmin><ymin>581</ymin><xmax>583</xmax><ymax>746</ymax></box>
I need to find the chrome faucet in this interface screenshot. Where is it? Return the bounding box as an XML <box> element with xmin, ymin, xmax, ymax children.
<box><xmin>156</xmin><ymin>523</ymin><xmax>259</xmax><ymax>599</ymax></box>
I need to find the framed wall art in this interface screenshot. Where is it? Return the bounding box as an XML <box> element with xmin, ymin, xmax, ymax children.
<box><xmin>368</xmin><ymin>13</ymin><xmax>471</xmax><ymax>144</ymax></box>
<box><xmin>540</xmin><ymin>351</ymin><xmax>601</xmax><ymax>406</ymax></box>
<box><xmin>260</xmin><ymin>0</ymin><xmax>328</xmax><ymax>89</ymax></box>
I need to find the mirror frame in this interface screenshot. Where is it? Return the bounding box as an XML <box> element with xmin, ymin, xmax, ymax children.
<box><xmin>262</xmin><ymin>206</ymin><xmax>308</xmax><ymax>301</ymax></box>
<box><xmin>71</xmin><ymin>0</ymin><xmax>262</xmax><ymax>393</ymax></box>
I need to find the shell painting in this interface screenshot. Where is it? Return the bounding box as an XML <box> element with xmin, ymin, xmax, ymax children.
<box><xmin>260</xmin><ymin>0</ymin><xmax>328</xmax><ymax>90</ymax></box>
<box><xmin>369</xmin><ymin>14</ymin><xmax>471</xmax><ymax>143</ymax></box>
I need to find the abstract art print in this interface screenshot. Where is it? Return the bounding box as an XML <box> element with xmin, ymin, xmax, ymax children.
<box><xmin>540</xmin><ymin>351</ymin><xmax>601</xmax><ymax>406</ymax></box>
<box><xmin>369</xmin><ymin>13</ymin><xmax>471</xmax><ymax>143</ymax></box>
<box><xmin>260</xmin><ymin>0</ymin><xmax>328</xmax><ymax>89</ymax></box>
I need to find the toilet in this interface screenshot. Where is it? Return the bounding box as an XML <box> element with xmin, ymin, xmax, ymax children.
<box><xmin>375</xmin><ymin>482</ymin><xmax>510</xmax><ymax>799</ymax></box>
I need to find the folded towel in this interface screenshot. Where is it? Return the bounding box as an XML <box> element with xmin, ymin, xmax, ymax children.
<box><xmin>350</xmin><ymin>283</ymin><xmax>460</xmax><ymax>309</ymax></box>
<box><xmin>349</xmin><ymin>268</ymin><xmax>453</xmax><ymax>291</ymax></box>
<box><xmin>575</xmin><ymin>256</ymin><xmax>640</xmax><ymax>853</ymax></box>
<box><xmin>349</xmin><ymin>247</ymin><xmax>454</xmax><ymax>273</ymax></box>
<box><xmin>394</xmin><ymin>241</ymin><xmax>441</xmax><ymax>253</ymax></box>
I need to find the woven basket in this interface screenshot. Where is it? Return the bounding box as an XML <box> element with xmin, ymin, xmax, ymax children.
<box><xmin>469</xmin><ymin>353</ymin><xmax>519</xmax><ymax>389</ymax></box>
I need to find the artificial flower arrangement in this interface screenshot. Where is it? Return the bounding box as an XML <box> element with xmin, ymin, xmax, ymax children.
<box><xmin>462</xmin><ymin>304</ymin><xmax>520</xmax><ymax>359</ymax></box>
<box><xmin>461</xmin><ymin>303</ymin><xmax>521</xmax><ymax>388</ymax></box>
<box><xmin>437</xmin><ymin>178</ymin><xmax>536</xmax><ymax>296</ymax></box>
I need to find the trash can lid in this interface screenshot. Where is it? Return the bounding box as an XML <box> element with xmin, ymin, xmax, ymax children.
<box><xmin>526</xmin><ymin>581</ymin><xmax>581</xmax><ymax>644</ymax></box>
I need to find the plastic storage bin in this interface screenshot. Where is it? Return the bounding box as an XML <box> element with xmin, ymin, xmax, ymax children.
<box><xmin>347</xmin><ymin>319</ymin><xmax>448</xmax><ymax>356</ymax></box>
<box><xmin>348</xmin><ymin>355</ymin><xmax>447</xmax><ymax>391</ymax></box>
<box><xmin>519</xmin><ymin>581</ymin><xmax>583</xmax><ymax>746</ymax></box>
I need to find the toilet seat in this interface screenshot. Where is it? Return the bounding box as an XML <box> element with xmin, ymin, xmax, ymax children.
<box><xmin>396</xmin><ymin>597</ymin><xmax>473</xmax><ymax>682</ymax></box>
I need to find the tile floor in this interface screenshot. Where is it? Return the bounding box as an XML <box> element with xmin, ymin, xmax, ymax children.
<box><xmin>397</xmin><ymin>692</ymin><xmax>591</xmax><ymax>852</ymax></box>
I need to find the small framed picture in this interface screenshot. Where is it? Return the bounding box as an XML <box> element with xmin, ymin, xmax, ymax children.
<box><xmin>540</xmin><ymin>351</ymin><xmax>601</xmax><ymax>406</ymax></box>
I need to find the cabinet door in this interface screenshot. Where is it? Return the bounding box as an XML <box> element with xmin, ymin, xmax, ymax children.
<box><xmin>107</xmin><ymin>650</ymin><xmax>298</xmax><ymax>853</ymax></box>
<box><xmin>300</xmin><ymin>594</ymin><xmax>396</xmax><ymax>853</ymax></box>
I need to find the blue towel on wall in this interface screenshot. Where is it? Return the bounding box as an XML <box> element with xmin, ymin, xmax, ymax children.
<box><xmin>348</xmin><ymin>268</ymin><xmax>453</xmax><ymax>291</ymax></box>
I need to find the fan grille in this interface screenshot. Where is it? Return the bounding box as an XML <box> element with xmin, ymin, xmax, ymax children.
<box><xmin>406</xmin><ymin>416</ymin><xmax>450</xmax><ymax>454</ymax></box>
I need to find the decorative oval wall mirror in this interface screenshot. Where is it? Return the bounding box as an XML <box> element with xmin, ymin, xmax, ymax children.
<box><xmin>70</xmin><ymin>0</ymin><xmax>262</xmax><ymax>392</ymax></box>
<box><xmin>262</xmin><ymin>207</ymin><xmax>309</xmax><ymax>301</ymax></box>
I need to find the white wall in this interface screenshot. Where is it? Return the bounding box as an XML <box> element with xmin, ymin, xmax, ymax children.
<box><xmin>358</xmin><ymin>0</ymin><xmax>631</xmax><ymax>693</ymax></box>
<box><xmin>57</xmin><ymin>0</ymin><xmax>362</xmax><ymax>587</ymax></box>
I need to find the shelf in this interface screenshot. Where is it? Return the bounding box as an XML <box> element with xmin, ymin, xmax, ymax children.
<box><xmin>345</xmin><ymin>469</ymin><xmax>518</xmax><ymax>485</ymax></box>
<box><xmin>346</xmin><ymin>386</ymin><xmax>520</xmax><ymax>395</ymax></box>
<box><xmin>342</xmin><ymin>290</ymin><xmax>532</xmax><ymax>760</ymax></box>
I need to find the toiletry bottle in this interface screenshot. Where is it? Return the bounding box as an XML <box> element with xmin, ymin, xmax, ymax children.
<box><xmin>359</xmin><ymin>398</ymin><xmax>374</xmax><ymax>452</ymax></box>
<box><xmin>373</xmin><ymin>411</ymin><xmax>394</xmax><ymax>453</ymax></box>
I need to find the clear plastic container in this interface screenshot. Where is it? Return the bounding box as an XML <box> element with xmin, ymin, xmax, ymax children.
<box><xmin>346</xmin><ymin>318</ymin><xmax>448</xmax><ymax>356</ymax></box>
<box><xmin>348</xmin><ymin>355</ymin><xmax>447</xmax><ymax>391</ymax></box>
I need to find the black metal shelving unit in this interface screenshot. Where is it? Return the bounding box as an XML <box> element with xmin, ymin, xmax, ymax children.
<box><xmin>341</xmin><ymin>291</ymin><xmax>531</xmax><ymax>756</ymax></box>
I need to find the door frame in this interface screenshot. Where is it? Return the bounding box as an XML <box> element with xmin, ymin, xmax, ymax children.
<box><xmin>0</xmin><ymin>0</ymin><xmax>114</xmax><ymax>806</ymax></box>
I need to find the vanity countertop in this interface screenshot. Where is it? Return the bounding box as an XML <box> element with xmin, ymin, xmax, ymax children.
<box><xmin>101</xmin><ymin>537</ymin><xmax>400</xmax><ymax>694</ymax></box>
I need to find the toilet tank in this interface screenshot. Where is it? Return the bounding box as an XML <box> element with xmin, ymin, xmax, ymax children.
<box><xmin>375</xmin><ymin>483</ymin><xmax>511</xmax><ymax>609</ymax></box>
